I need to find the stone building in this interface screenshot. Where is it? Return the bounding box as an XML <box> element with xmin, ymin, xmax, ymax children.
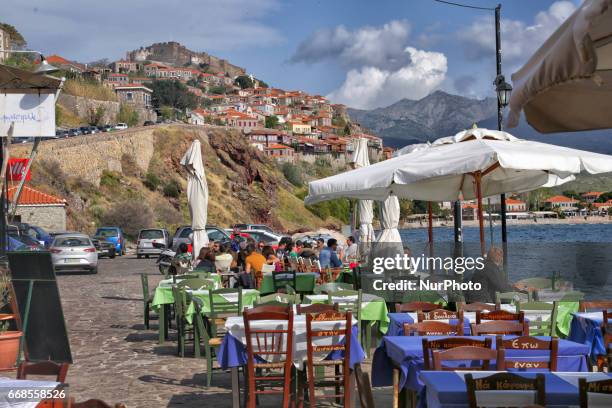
<box><xmin>0</xmin><ymin>27</ymin><xmax>10</xmax><ymax>62</ymax></box>
<box><xmin>8</xmin><ymin>186</ymin><xmax>67</xmax><ymax>232</ymax></box>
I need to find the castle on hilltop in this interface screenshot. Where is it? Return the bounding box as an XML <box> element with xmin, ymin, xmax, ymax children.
<box><xmin>126</xmin><ymin>41</ymin><xmax>245</xmax><ymax>77</ymax></box>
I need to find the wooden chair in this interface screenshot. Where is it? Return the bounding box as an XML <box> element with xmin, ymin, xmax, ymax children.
<box><xmin>403</xmin><ymin>321</ymin><xmax>462</xmax><ymax>336</ymax></box>
<box><xmin>517</xmin><ymin>301</ymin><xmax>558</xmax><ymax>336</ymax></box>
<box><xmin>395</xmin><ymin>301</ymin><xmax>441</xmax><ymax>313</ymax></box>
<box><xmin>243</xmin><ymin>305</ymin><xmax>294</xmax><ymax>408</ymax></box>
<box><xmin>422</xmin><ymin>337</ymin><xmax>492</xmax><ymax>370</ymax></box>
<box><xmin>69</xmin><ymin>399</ymin><xmax>127</xmax><ymax>408</ymax></box>
<box><xmin>466</xmin><ymin>372</ymin><xmax>545</xmax><ymax>408</ymax></box>
<box><xmin>328</xmin><ymin>289</ymin><xmax>372</xmax><ymax>355</ymax></box>
<box><xmin>354</xmin><ymin>363</ymin><xmax>375</xmax><ymax>408</ymax></box>
<box><xmin>17</xmin><ymin>361</ymin><xmax>69</xmax><ymax>382</ymax></box>
<box><xmin>296</xmin><ymin>303</ymin><xmax>338</xmax><ymax>315</ymax></box>
<box><xmin>598</xmin><ymin>310</ymin><xmax>612</xmax><ymax>372</ymax></box>
<box><xmin>579</xmin><ymin>301</ymin><xmax>612</xmax><ymax>312</ymax></box>
<box><xmin>432</xmin><ymin>345</ymin><xmax>503</xmax><ymax>371</ymax></box>
<box><xmin>272</xmin><ymin>270</ymin><xmax>297</xmax><ymax>293</ymax></box>
<box><xmin>417</xmin><ymin>309</ymin><xmax>463</xmax><ymax>322</ymax></box>
<box><xmin>476</xmin><ymin>309</ymin><xmax>525</xmax><ymax>324</ymax></box>
<box><xmin>579</xmin><ymin>378</ymin><xmax>612</xmax><ymax>408</ymax></box>
<box><xmin>471</xmin><ymin>321</ymin><xmax>527</xmax><ymax>336</ymax></box>
<box><xmin>497</xmin><ymin>336</ymin><xmax>559</xmax><ymax>371</ymax></box>
<box><xmin>496</xmin><ymin>290</ymin><xmax>530</xmax><ymax>304</ymax></box>
<box><xmin>301</xmin><ymin>310</ymin><xmax>352</xmax><ymax>408</ymax></box>
<box><xmin>458</xmin><ymin>302</ymin><xmax>497</xmax><ymax>312</ymax></box>
<box><xmin>171</xmin><ymin>286</ymin><xmax>196</xmax><ymax>357</ymax></box>
<box><xmin>140</xmin><ymin>274</ymin><xmax>155</xmax><ymax>330</ymax></box>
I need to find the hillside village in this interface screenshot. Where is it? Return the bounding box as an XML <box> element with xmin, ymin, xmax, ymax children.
<box><xmin>36</xmin><ymin>41</ymin><xmax>386</xmax><ymax>164</ymax></box>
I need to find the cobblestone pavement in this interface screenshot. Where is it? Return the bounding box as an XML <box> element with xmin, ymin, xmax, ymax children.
<box><xmin>58</xmin><ymin>256</ymin><xmax>393</xmax><ymax>407</ymax></box>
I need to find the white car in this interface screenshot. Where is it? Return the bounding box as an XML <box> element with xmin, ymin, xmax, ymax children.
<box><xmin>240</xmin><ymin>229</ymin><xmax>287</xmax><ymax>246</ymax></box>
<box><xmin>50</xmin><ymin>234</ymin><xmax>98</xmax><ymax>274</ymax></box>
<box><xmin>114</xmin><ymin>123</ymin><xmax>128</xmax><ymax>131</ymax></box>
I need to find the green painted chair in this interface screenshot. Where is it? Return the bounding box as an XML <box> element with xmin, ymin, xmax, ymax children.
<box><xmin>140</xmin><ymin>273</ymin><xmax>155</xmax><ymax>330</ymax></box>
<box><xmin>201</xmin><ymin>288</ymin><xmax>243</xmax><ymax>386</ymax></box>
<box><xmin>517</xmin><ymin>301</ymin><xmax>558</xmax><ymax>336</ymax></box>
<box><xmin>171</xmin><ymin>286</ymin><xmax>198</xmax><ymax>358</ymax></box>
<box><xmin>272</xmin><ymin>270</ymin><xmax>297</xmax><ymax>293</ymax></box>
<box><xmin>327</xmin><ymin>289</ymin><xmax>376</xmax><ymax>357</ymax></box>
<box><xmin>192</xmin><ymin>298</ymin><xmax>219</xmax><ymax>386</ymax></box>
<box><xmin>255</xmin><ymin>293</ymin><xmax>300</xmax><ymax>306</ymax></box>
<box><xmin>177</xmin><ymin>278</ymin><xmax>214</xmax><ymax>290</ymax></box>
<box><xmin>314</xmin><ymin>282</ymin><xmax>353</xmax><ymax>294</ymax></box>
<box><xmin>558</xmin><ymin>291</ymin><xmax>585</xmax><ymax>302</ymax></box>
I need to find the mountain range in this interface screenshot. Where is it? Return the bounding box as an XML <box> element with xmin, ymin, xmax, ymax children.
<box><xmin>347</xmin><ymin>91</ymin><xmax>612</xmax><ymax>155</ymax></box>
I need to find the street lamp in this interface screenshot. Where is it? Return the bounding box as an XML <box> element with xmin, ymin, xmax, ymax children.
<box><xmin>0</xmin><ymin>50</ymin><xmax>59</xmax><ymax>74</ymax></box>
<box><xmin>494</xmin><ymin>74</ymin><xmax>513</xmax><ymax>108</ymax></box>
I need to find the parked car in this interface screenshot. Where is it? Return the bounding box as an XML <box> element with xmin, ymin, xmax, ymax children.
<box><xmin>7</xmin><ymin>236</ymin><xmax>29</xmax><ymax>252</ymax></box>
<box><xmin>171</xmin><ymin>225</ymin><xmax>230</xmax><ymax>251</ymax></box>
<box><xmin>143</xmin><ymin>121</ymin><xmax>155</xmax><ymax>126</ymax></box>
<box><xmin>79</xmin><ymin>126</ymin><xmax>91</xmax><ymax>135</ymax></box>
<box><xmin>100</xmin><ymin>124</ymin><xmax>113</xmax><ymax>132</ymax></box>
<box><xmin>136</xmin><ymin>228</ymin><xmax>170</xmax><ymax>258</ymax></box>
<box><xmin>239</xmin><ymin>229</ymin><xmax>285</xmax><ymax>246</ymax></box>
<box><xmin>50</xmin><ymin>234</ymin><xmax>98</xmax><ymax>274</ymax></box>
<box><xmin>7</xmin><ymin>232</ymin><xmax>44</xmax><ymax>251</ymax></box>
<box><xmin>55</xmin><ymin>130</ymin><xmax>68</xmax><ymax>138</ymax></box>
<box><xmin>94</xmin><ymin>227</ymin><xmax>126</xmax><ymax>256</ymax></box>
<box><xmin>9</xmin><ymin>223</ymin><xmax>52</xmax><ymax>248</ymax></box>
<box><xmin>67</xmin><ymin>128</ymin><xmax>82</xmax><ymax>137</ymax></box>
<box><xmin>91</xmin><ymin>236</ymin><xmax>116</xmax><ymax>258</ymax></box>
<box><xmin>115</xmin><ymin>123</ymin><xmax>128</xmax><ymax>131</ymax></box>
<box><xmin>232</xmin><ymin>224</ymin><xmax>277</xmax><ymax>234</ymax></box>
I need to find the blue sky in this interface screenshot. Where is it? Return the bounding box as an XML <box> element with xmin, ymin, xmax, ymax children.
<box><xmin>1</xmin><ymin>0</ymin><xmax>581</xmax><ymax>109</ymax></box>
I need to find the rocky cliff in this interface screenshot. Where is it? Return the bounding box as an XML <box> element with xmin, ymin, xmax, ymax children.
<box><xmin>127</xmin><ymin>42</ymin><xmax>245</xmax><ymax>77</ymax></box>
<box><xmin>12</xmin><ymin>125</ymin><xmax>336</xmax><ymax>234</ymax></box>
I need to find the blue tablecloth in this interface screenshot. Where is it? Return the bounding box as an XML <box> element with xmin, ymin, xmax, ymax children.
<box><xmin>371</xmin><ymin>335</ymin><xmax>590</xmax><ymax>393</ymax></box>
<box><xmin>218</xmin><ymin>325</ymin><xmax>365</xmax><ymax>369</ymax></box>
<box><xmin>420</xmin><ymin>371</ymin><xmax>612</xmax><ymax>408</ymax></box>
<box><xmin>568</xmin><ymin>312</ymin><xmax>605</xmax><ymax>363</ymax></box>
<box><xmin>387</xmin><ymin>313</ymin><xmax>471</xmax><ymax>336</ymax></box>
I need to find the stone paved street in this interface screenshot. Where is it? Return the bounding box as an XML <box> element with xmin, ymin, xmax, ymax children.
<box><xmin>57</xmin><ymin>255</ymin><xmax>393</xmax><ymax>407</ymax></box>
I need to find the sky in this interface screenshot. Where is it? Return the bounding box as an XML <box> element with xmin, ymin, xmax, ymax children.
<box><xmin>0</xmin><ymin>0</ymin><xmax>582</xmax><ymax>110</ymax></box>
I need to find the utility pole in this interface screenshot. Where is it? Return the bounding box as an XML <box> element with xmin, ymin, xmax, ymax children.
<box><xmin>495</xmin><ymin>4</ymin><xmax>508</xmax><ymax>243</ymax></box>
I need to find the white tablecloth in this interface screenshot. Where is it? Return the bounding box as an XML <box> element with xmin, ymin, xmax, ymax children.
<box><xmin>0</xmin><ymin>377</ymin><xmax>60</xmax><ymax>408</ymax></box>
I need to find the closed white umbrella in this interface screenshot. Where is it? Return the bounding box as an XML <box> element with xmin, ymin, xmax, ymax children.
<box><xmin>377</xmin><ymin>194</ymin><xmax>402</xmax><ymax>243</ymax></box>
<box><xmin>305</xmin><ymin>128</ymin><xmax>612</xmax><ymax>254</ymax></box>
<box><xmin>508</xmin><ymin>0</ymin><xmax>612</xmax><ymax>132</ymax></box>
<box><xmin>351</xmin><ymin>138</ymin><xmax>374</xmax><ymax>244</ymax></box>
<box><xmin>180</xmin><ymin>139</ymin><xmax>209</xmax><ymax>260</ymax></box>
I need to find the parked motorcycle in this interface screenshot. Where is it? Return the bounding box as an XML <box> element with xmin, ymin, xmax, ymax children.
<box><xmin>154</xmin><ymin>242</ymin><xmax>176</xmax><ymax>275</ymax></box>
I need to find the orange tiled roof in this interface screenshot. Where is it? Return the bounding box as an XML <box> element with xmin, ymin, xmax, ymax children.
<box><xmin>582</xmin><ymin>191</ymin><xmax>603</xmax><ymax>197</ymax></box>
<box><xmin>505</xmin><ymin>198</ymin><xmax>525</xmax><ymax>205</ymax></box>
<box><xmin>265</xmin><ymin>143</ymin><xmax>291</xmax><ymax>150</ymax></box>
<box><xmin>545</xmin><ymin>195</ymin><xmax>578</xmax><ymax>203</ymax></box>
<box><xmin>7</xmin><ymin>186</ymin><xmax>66</xmax><ymax>206</ymax></box>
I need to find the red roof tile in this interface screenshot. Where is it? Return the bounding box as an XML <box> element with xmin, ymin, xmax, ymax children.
<box><xmin>7</xmin><ymin>186</ymin><xmax>66</xmax><ymax>206</ymax></box>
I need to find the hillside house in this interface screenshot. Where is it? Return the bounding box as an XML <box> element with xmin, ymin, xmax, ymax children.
<box><xmin>263</xmin><ymin>143</ymin><xmax>295</xmax><ymax>163</ymax></box>
<box><xmin>246</xmin><ymin>128</ymin><xmax>292</xmax><ymax>146</ymax></box>
<box><xmin>106</xmin><ymin>73</ymin><xmax>129</xmax><ymax>85</ymax></box>
<box><xmin>288</xmin><ymin>121</ymin><xmax>311</xmax><ymax>134</ymax></box>
<box><xmin>224</xmin><ymin>109</ymin><xmax>260</xmax><ymax>131</ymax></box>
<box><xmin>114</xmin><ymin>84</ymin><xmax>152</xmax><ymax>108</ymax></box>
<box><xmin>489</xmin><ymin>198</ymin><xmax>527</xmax><ymax>212</ymax></box>
<box><xmin>43</xmin><ymin>55</ymin><xmax>85</xmax><ymax>74</ymax></box>
<box><xmin>111</xmin><ymin>60</ymin><xmax>141</xmax><ymax>73</ymax></box>
<box><xmin>544</xmin><ymin>195</ymin><xmax>579</xmax><ymax>210</ymax></box>
<box><xmin>8</xmin><ymin>186</ymin><xmax>67</xmax><ymax>232</ymax></box>
<box><xmin>581</xmin><ymin>191</ymin><xmax>603</xmax><ymax>203</ymax></box>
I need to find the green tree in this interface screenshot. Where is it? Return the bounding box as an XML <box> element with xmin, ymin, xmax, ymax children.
<box><xmin>159</xmin><ymin>105</ymin><xmax>174</xmax><ymax>120</ymax></box>
<box><xmin>281</xmin><ymin>162</ymin><xmax>303</xmax><ymax>186</ymax></box>
<box><xmin>0</xmin><ymin>23</ymin><xmax>27</xmax><ymax>48</ymax></box>
<box><xmin>117</xmin><ymin>104</ymin><xmax>139</xmax><ymax>126</ymax></box>
<box><xmin>563</xmin><ymin>190</ymin><xmax>580</xmax><ymax>199</ymax></box>
<box><xmin>234</xmin><ymin>75</ymin><xmax>254</xmax><ymax>89</ymax></box>
<box><xmin>147</xmin><ymin>80</ymin><xmax>199</xmax><ymax>112</ymax></box>
<box><xmin>596</xmin><ymin>192</ymin><xmax>612</xmax><ymax>202</ymax></box>
<box><xmin>265</xmin><ymin>115</ymin><xmax>279</xmax><ymax>129</ymax></box>
<box><xmin>258</xmin><ymin>79</ymin><xmax>269</xmax><ymax>88</ymax></box>
<box><xmin>209</xmin><ymin>85</ymin><xmax>227</xmax><ymax>95</ymax></box>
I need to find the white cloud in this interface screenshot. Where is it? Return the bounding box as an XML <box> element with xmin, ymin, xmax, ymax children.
<box><xmin>291</xmin><ymin>20</ymin><xmax>412</xmax><ymax>70</ymax></box>
<box><xmin>459</xmin><ymin>1</ymin><xmax>576</xmax><ymax>65</ymax></box>
<box><xmin>327</xmin><ymin>47</ymin><xmax>447</xmax><ymax>109</ymax></box>
<box><xmin>0</xmin><ymin>0</ymin><xmax>283</xmax><ymax>61</ymax></box>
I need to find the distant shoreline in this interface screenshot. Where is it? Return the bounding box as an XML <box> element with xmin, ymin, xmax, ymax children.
<box><xmin>400</xmin><ymin>216</ymin><xmax>612</xmax><ymax>229</ymax></box>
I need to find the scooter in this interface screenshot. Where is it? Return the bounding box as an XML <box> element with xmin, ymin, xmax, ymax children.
<box><xmin>153</xmin><ymin>242</ymin><xmax>176</xmax><ymax>275</ymax></box>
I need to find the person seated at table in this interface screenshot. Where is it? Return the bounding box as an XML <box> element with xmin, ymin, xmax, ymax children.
<box><xmin>194</xmin><ymin>247</ymin><xmax>216</xmax><ymax>272</ymax></box>
<box><xmin>210</xmin><ymin>240</ymin><xmax>221</xmax><ymax>254</ymax></box>
<box><xmin>245</xmin><ymin>244</ymin><xmax>267</xmax><ymax>287</ymax></box>
<box><xmin>262</xmin><ymin>245</ymin><xmax>280</xmax><ymax>265</ymax></box>
<box><xmin>319</xmin><ymin>238</ymin><xmax>342</xmax><ymax>268</ymax></box>
<box><xmin>215</xmin><ymin>243</ymin><xmax>235</xmax><ymax>272</ymax></box>
<box><xmin>257</xmin><ymin>240</ymin><xmax>265</xmax><ymax>253</ymax></box>
<box><xmin>314</xmin><ymin>238</ymin><xmax>325</xmax><ymax>257</ymax></box>
<box><xmin>172</xmin><ymin>243</ymin><xmax>192</xmax><ymax>275</ymax></box>
<box><xmin>276</xmin><ymin>237</ymin><xmax>291</xmax><ymax>259</ymax></box>
<box><xmin>343</xmin><ymin>236</ymin><xmax>358</xmax><ymax>263</ymax></box>
<box><xmin>299</xmin><ymin>242</ymin><xmax>317</xmax><ymax>260</ymax></box>
<box><xmin>287</xmin><ymin>242</ymin><xmax>299</xmax><ymax>260</ymax></box>
<box><xmin>464</xmin><ymin>246</ymin><xmax>513</xmax><ymax>303</ymax></box>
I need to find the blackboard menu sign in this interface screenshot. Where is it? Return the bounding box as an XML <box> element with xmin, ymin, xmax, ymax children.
<box><xmin>8</xmin><ymin>251</ymin><xmax>72</xmax><ymax>363</ymax></box>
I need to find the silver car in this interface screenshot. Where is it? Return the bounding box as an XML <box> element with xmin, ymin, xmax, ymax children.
<box><xmin>137</xmin><ymin>228</ymin><xmax>169</xmax><ymax>258</ymax></box>
<box><xmin>50</xmin><ymin>234</ymin><xmax>98</xmax><ymax>274</ymax></box>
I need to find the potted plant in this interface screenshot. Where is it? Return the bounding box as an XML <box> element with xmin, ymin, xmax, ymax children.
<box><xmin>0</xmin><ymin>267</ymin><xmax>22</xmax><ymax>369</ymax></box>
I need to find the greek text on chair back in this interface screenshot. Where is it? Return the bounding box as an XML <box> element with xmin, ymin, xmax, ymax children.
<box><xmin>422</xmin><ymin>337</ymin><xmax>492</xmax><ymax>370</ymax></box>
<box><xmin>496</xmin><ymin>335</ymin><xmax>558</xmax><ymax>371</ymax></box>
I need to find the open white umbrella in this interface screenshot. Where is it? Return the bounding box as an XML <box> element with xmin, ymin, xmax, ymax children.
<box><xmin>351</xmin><ymin>138</ymin><xmax>375</xmax><ymax>244</ymax></box>
<box><xmin>180</xmin><ymin>139</ymin><xmax>209</xmax><ymax>259</ymax></box>
<box><xmin>508</xmin><ymin>0</ymin><xmax>612</xmax><ymax>132</ymax></box>
<box><xmin>306</xmin><ymin>128</ymin><xmax>612</xmax><ymax>254</ymax></box>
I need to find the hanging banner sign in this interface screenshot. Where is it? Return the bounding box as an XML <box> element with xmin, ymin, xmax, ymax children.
<box><xmin>8</xmin><ymin>158</ymin><xmax>31</xmax><ymax>181</ymax></box>
<box><xmin>0</xmin><ymin>93</ymin><xmax>56</xmax><ymax>137</ymax></box>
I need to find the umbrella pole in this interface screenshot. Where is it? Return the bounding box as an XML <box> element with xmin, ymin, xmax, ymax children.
<box><xmin>475</xmin><ymin>172</ymin><xmax>486</xmax><ymax>256</ymax></box>
<box><xmin>427</xmin><ymin>202</ymin><xmax>433</xmax><ymax>244</ymax></box>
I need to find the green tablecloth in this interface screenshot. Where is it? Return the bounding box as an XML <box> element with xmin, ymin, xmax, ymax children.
<box><xmin>184</xmin><ymin>289</ymin><xmax>260</xmax><ymax>323</ymax></box>
<box><xmin>556</xmin><ymin>301</ymin><xmax>580</xmax><ymax>337</ymax></box>
<box><xmin>303</xmin><ymin>293</ymin><xmax>390</xmax><ymax>333</ymax></box>
<box><xmin>259</xmin><ymin>272</ymin><xmax>318</xmax><ymax>294</ymax></box>
<box><xmin>151</xmin><ymin>274</ymin><xmax>223</xmax><ymax>309</ymax></box>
